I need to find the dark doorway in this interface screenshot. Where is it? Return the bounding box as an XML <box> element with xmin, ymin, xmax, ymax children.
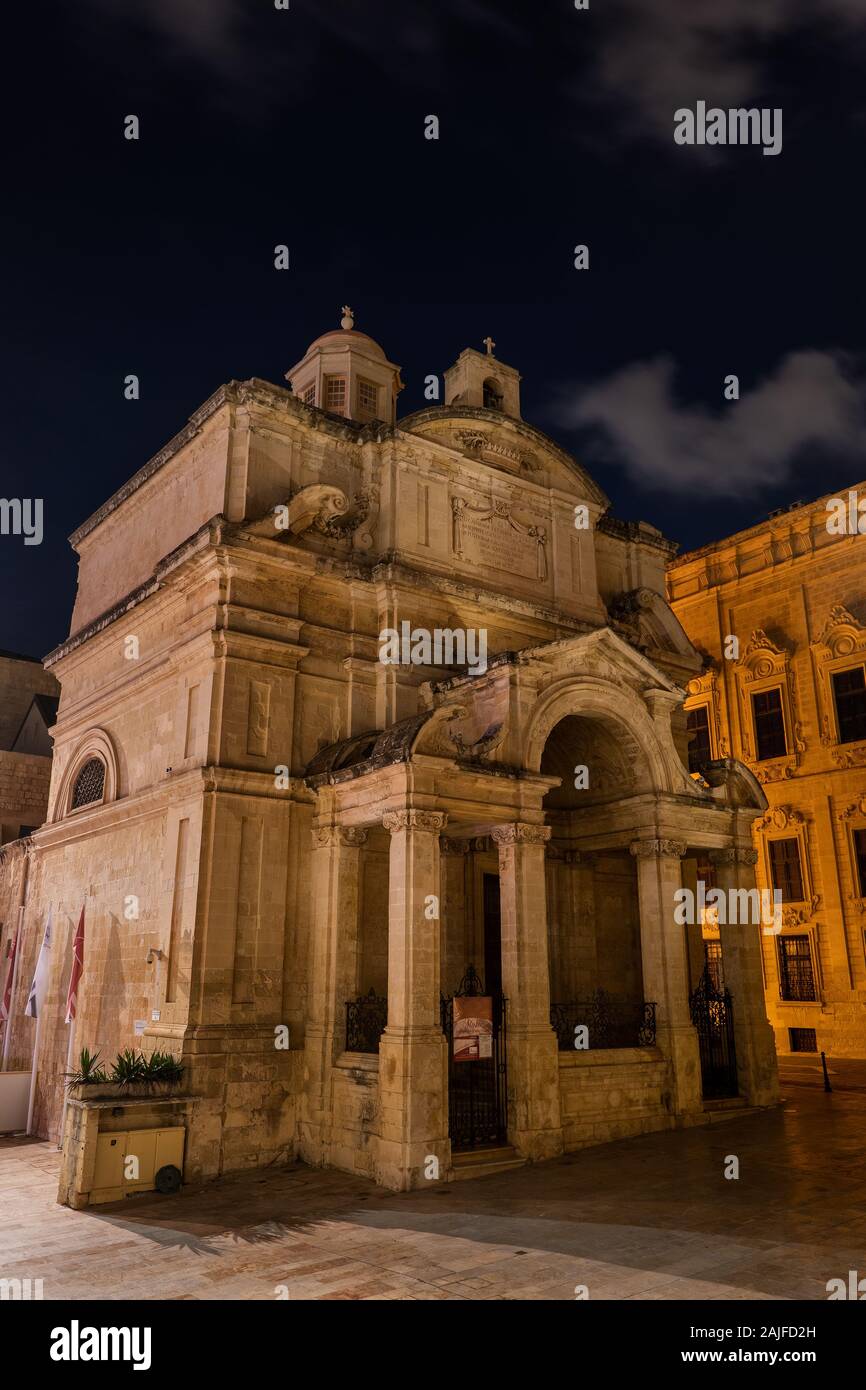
<box><xmin>689</xmin><ymin>967</ymin><xmax>738</xmax><ymax>1099</ymax></box>
<box><xmin>482</xmin><ymin>873</ymin><xmax>502</xmax><ymax>996</ymax></box>
<box><xmin>441</xmin><ymin>965</ymin><xmax>508</xmax><ymax>1150</ymax></box>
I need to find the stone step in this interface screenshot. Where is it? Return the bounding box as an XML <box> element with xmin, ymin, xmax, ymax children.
<box><xmin>450</xmin><ymin>1145</ymin><xmax>526</xmax><ymax>1180</ymax></box>
<box><xmin>702</xmin><ymin>1100</ymin><xmax>765</xmax><ymax>1124</ymax></box>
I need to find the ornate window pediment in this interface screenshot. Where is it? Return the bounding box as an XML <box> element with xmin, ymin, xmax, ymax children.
<box><xmin>839</xmin><ymin>793</ymin><xmax>866</xmax><ymax>914</ymax></box>
<box><xmin>683</xmin><ymin>666</ymin><xmax>729</xmax><ymax>765</ymax></box>
<box><xmin>755</xmin><ymin>804</ymin><xmax>818</xmax><ymax>923</ymax></box>
<box><xmin>811</xmin><ymin>605</ymin><xmax>866</xmax><ymax>766</ymax></box>
<box><xmin>734</xmin><ymin>630</ymin><xmax>804</xmax><ymax>782</ymax></box>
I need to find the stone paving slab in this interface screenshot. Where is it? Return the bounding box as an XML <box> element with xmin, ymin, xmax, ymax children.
<box><xmin>1</xmin><ymin>1080</ymin><xmax>864</xmax><ymax>1300</ymax></box>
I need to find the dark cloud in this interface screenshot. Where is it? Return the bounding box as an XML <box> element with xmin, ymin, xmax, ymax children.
<box><xmin>554</xmin><ymin>351</ymin><xmax>865</xmax><ymax>496</ymax></box>
<box><xmin>584</xmin><ymin>0</ymin><xmax>866</xmax><ymax>143</ymax></box>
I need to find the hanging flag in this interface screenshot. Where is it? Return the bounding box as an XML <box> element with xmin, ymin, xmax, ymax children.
<box><xmin>24</xmin><ymin>908</ymin><xmax>52</xmax><ymax>1019</ymax></box>
<box><xmin>1</xmin><ymin>927</ymin><xmax>18</xmax><ymax>1021</ymax></box>
<box><xmin>65</xmin><ymin>905</ymin><xmax>85</xmax><ymax>1024</ymax></box>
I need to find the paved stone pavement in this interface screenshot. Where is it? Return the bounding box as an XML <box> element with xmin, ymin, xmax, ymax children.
<box><xmin>2</xmin><ymin>1074</ymin><xmax>865</xmax><ymax>1301</ymax></box>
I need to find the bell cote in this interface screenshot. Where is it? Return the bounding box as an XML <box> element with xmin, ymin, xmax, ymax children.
<box><xmin>285</xmin><ymin>307</ymin><xmax>404</xmax><ymax>425</ymax></box>
<box><xmin>444</xmin><ymin>340</ymin><xmax>522</xmax><ymax>419</ymax></box>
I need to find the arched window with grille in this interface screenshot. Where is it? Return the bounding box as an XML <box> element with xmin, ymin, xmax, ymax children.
<box><xmin>70</xmin><ymin>757</ymin><xmax>106</xmax><ymax>810</ymax></box>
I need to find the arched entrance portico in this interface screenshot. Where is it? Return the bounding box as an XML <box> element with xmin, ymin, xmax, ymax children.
<box><xmin>300</xmin><ymin>629</ymin><xmax>779</xmax><ymax>1191</ymax></box>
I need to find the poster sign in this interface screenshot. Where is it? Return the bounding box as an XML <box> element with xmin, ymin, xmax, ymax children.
<box><xmin>453</xmin><ymin>995</ymin><xmax>493</xmax><ymax>1062</ymax></box>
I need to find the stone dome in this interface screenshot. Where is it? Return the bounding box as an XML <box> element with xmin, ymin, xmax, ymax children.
<box><xmin>304</xmin><ymin>328</ymin><xmax>387</xmax><ymax>361</ymax></box>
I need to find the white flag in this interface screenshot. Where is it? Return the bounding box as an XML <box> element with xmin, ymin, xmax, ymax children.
<box><xmin>24</xmin><ymin>909</ymin><xmax>52</xmax><ymax>1019</ymax></box>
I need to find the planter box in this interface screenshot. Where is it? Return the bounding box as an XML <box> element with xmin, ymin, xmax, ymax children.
<box><xmin>0</xmin><ymin>1071</ymin><xmax>30</xmax><ymax>1133</ymax></box>
<box><xmin>66</xmin><ymin>1080</ymin><xmax>183</xmax><ymax>1104</ymax></box>
<box><xmin>58</xmin><ymin>1092</ymin><xmax>195</xmax><ymax>1209</ymax></box>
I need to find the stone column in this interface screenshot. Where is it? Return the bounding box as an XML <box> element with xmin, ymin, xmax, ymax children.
<box><xmin>492</xmin><ymin>823</ymin><xmax>563</xmax><ymax>1161</ymax></box>
<box><xmin>376</xmin><ymin>810</ymin><xmax>449</xmax><ymax>1191</ymax></box>
<box><xmin>630</xmin><ymin>837</ymin><xmax>703</xmax><ymax>1116</ymax></box>
<box><xmin>711</xmin><ymin>847</ymin><xmax>780</xmax><ymax>1107</ymax></box>
<box><xmin>299</xmin><ymin>824</ymin><xmax>367</xmax><ymax>1167</ymax></box>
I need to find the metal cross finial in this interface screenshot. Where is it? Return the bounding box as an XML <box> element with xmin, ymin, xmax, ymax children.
<box><xmin>483</xmin><ymin>335</ymin><xmax>495</xmax><ymax>356</ymax></box>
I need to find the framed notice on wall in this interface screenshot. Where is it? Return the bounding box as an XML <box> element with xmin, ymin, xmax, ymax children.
<box><xmin>453</xmin><ymin>995</ymin><xmax>493</xmax><ymax>1062</ymax></box>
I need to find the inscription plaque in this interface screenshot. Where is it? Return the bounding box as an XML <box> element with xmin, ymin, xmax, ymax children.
<box><xmin>463</xmin><ymin>512</ymin><xmax>537</xmax><ymax>577</ymax></box>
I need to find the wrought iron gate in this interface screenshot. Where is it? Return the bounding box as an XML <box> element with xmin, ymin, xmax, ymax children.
<box><xmin>689</xmin><ymin>967</ymin><xmax>738</xmax><ymax>1099</ymax></box>
<box><xmin>441</xmin><ymin>965</ymin><xmax>508</xmax><ymax>1150</ymax></box>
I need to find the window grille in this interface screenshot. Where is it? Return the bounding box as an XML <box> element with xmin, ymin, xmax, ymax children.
<box><xmin>71</xmin><ymin>758</ymin><xmax>105</xmax><ymax>809</ymax></box>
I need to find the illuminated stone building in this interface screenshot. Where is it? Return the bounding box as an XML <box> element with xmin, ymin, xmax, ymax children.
<box><xmin>0</xmin><ymin>314</ymin><xmax>778</xmax><ymax>1197</ymax></box>
<box><xmin>668</xmin><ymin>490</ymin><xmax>866</xmax><ymax>1058</ymax></box>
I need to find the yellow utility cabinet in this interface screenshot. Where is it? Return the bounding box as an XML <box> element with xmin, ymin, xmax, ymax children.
<box><xmin>91</xmin><ymin>1126</ymin><xmax>185</xmax><ymax>1204</ymax></box>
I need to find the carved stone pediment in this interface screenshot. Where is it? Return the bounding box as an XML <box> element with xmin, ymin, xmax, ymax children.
<box><xmin>811</xmin><ymin>605</ymin><xmax>866</xmax><ymax>754</ymax></box>
<box><xmin>734</xmin><ymin>629</ymin><xmax>804</xmax><ymax>777</ymax></box>
<box><xmin>684</xmin><ymin>666</ymin><xmax>729</xmax><ymax>758</ymax></box>
<box><xmin>453</xmin><ymin>429</ymin><xmax>541</xmax><ymax>478</ymax></box>
<box><xmin>811</xmin><ymin>604</ymin><xmax>866</xmax><ymax>659</ymax></box>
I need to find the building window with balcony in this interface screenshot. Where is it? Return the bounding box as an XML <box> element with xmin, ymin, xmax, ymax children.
<box><xmin>686</xmin><ymin>704</ymin><xmax>711</xmax><ymax>773</ymax></box>
<box><xmin>752</xmin><ymin>687</ymin><xmax>787</xmax><ymax>760</ymax></box>
<box><xmin>832</xmin><ymin>666</ymin><xmax>866</xmax><ymax>745</ymax></box>
<box><xmin>777</xmin><ymin>934</ymin><xmax>816</xmax><ymax>1001</ymax></box>
<box><xmin>769</xmin><ymin>836</ymin><xmax>804</xmax><ymax>902</ymax></box>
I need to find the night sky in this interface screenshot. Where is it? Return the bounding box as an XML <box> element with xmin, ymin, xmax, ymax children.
<box><xmin>3</xmin><ymin>0</ymin><xmax>865</xmax><ymax>659</ymax></box>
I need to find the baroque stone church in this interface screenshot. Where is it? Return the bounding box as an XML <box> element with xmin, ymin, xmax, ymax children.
<box><xmin>4</xmin><ymin>312</ymin><xmax>779</xmax><ymax>1195</ymax></box>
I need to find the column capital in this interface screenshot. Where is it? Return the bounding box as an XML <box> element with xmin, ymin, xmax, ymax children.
<box><xmin>629</xmin><ymin>837</ymin><xmax>687</xmax><ymax>860</ymax></box>
<box><xmin>708</xmin><ymin>847</ymin><xmax>737</xmax><ymax>867</ymax></box>
<box><xmin>382</xmin><ymin>810</ymin><xmax>448</xmax><ymax>834</ymax></box>
<box><xmin>737</xmin><ymin>847</ymin><xmax>759</xmax><ymax>866</ymax></box>
<box><xmin>441</xmin><ymin>836</ymin><xmax>471</xmax><ymax>856</ymax></box>
<box><xmin>312</xmin><ymin>825</ymin><xmax>368</xmax><ymax>849</ymax></box>
<box><xmin>491</xmin><ymin>823</ymin><xmax>552</xmax><ymax>846</ymax></box>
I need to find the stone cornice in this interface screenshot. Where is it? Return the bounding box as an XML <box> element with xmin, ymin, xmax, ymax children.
<box><xmin>597</xmin><ymin>512</ymin><xmax>678</xmax><ymax>556</ymax></box>
<box><xmin>68</xmin><ymin>377</ymin><xmax>391</xmax><ymax>550</ymax></box>
<box><xmin>668</xmin><ymin>481</ymin><xmax>866</xmax><ymax>592</ymax></box>
<box><xmin>45</xmin><ymin>518</ymin><xmax>225</xmax><ymax>667</ymax></box>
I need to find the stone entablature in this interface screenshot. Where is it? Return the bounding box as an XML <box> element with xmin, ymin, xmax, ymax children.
<box><xmin>667</xmin><ymin>483</ymin><xmax>866</xmax><ymax>601</ymax></box>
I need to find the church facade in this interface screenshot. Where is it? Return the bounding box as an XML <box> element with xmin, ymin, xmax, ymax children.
<box><xmin>1</xmin><ymin>315</ymin><xmax>779</xmax><ymax>1195</ymax></box>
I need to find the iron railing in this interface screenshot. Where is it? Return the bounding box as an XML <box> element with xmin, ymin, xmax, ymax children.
<box><xmin>345</xmin><ymin>988</ymin><xmax>387</xmax><ymax>1053</ymax></box>
<box><xmin>550</xmin><ymin>991</ymin><xmax>657</xmax><ymax>1051</ymax></box>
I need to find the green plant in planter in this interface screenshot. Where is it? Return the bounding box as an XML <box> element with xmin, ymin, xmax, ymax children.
<box><xmin>142</xmin><ymin>1049</ymin><xmax>184</xmax><ymax>1084</ymax></box>
<box><xmin>111</xmin><ymin>1048</ymin><xmax>148</xmax><ymax>1084</ymax></box>
<box><xmin>65</xmin><ymin>1046</ymin><xmax>109</xmax><ymax>1088</ymax></box>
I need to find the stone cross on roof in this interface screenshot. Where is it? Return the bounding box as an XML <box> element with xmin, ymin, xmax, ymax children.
<box><xmin>483</xmin><ymin>336</ymin><xmax>495</xmax><ymax>356</ymax></box>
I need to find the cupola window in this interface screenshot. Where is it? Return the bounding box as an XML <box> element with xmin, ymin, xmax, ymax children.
<box><xmin>325</xmin><ymin>375</ymin><xmax>347</xmax><ymax>414</ymax></box>
<box><xmin>357</xmin><ymin>379</ymin><xmax>379</xmax><ymax>419</ymax></box>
